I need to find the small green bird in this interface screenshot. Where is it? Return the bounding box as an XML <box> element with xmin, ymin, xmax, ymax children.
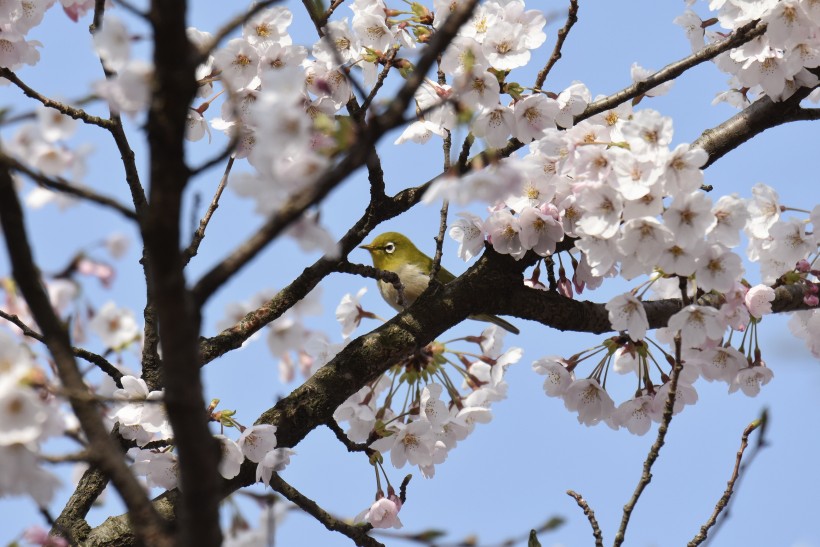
<box><xmin>359</xmin><ymin>232</ymin><xmax>520</xmax><ymax>334</ymax></box>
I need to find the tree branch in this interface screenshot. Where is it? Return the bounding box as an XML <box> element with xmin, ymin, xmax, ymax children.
<box><xmin>688</xmin><ymin>411</ymin><xmax>768</xmax><ymax>547</ymax></box>
<box><xmin>268</xmin><ymin>473</ymin><xmax>384</xmax><ymax>547</ymax></box>
<box><xmin>0</xmin><ymin>68</ymin><xmax>114</xmax><ymax>129</ymax></box>
<box><xmin>566</xmin><ymin>490</ymin><xmax>603</xmax><ymax>547</ymax></box>
<box><xmin>693</xmin><ymin>85</ymin><xmax>818</xmax><ymax>168</ymax></box>
<box><xmin>182</xmin><ymin>156</ymin><xmax>233</xmax><ymax>265</ymax></box>
<box><xmin>582</xmin><ymin>20</ymin><xmax>767</xmax><ymax>120</ymax></box>
<box><xmin>613</xmin><ymin>335</ymin><xmax>684</xmax><ymax>547</ymax></box>
<box><xmin>0</xmin><ymin>152</ymin><xmax>138</xmax><ymax>221</ymax></box>
<box><xmin>534</xmin><ymin>0</ymin><xmax>579</xmax><ymax>91</ymax></box>
<box><xmin>0</xmin><ymin>309</ymin><xmax>124</xmax><ymax>386</ymax></box>
<box><xmin>141</xmin><ymin>0</ymin><xmax>222</xmax><ymax>544</ymax></box>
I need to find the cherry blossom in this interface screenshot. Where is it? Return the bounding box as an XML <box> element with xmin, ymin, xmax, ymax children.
<box><xmin>513</xmin><ymin>94</ymin><xmax>559</xmax><ymax>143</ymax></box>
<box><xmin>532</xmin><ymin>357</ymin><xmax>574</xmax><ymax>397</ymax></box>
<box><xmin>609</xmin><ymin>395</ymin><xmax>654</xmax><ymax>435</ymax></box>
<box><xmin>745</xmin><ymin>285</ymin><xmax>776</xmax><ymax>319</ymax></box>
<box><xmin>238</xmin><ymin>424</ymin><xmax>278</xmax><ymax>463</ymax></box>
<box><xmin>358</xmin><ymin>495</ymin><xmax>403</xmax><ymax>529</ymax></box>
<box><xmin>215</xmin><ymin>435</ymin><xmax>244</xmax><ymax>480</ymax></box>
<box><xmin>370</xmin><ymin>419</ymin><xmax>436</xmax><ymax>469</ymax></box>
<box><xmin>449</xmin><ymin>212</ymin><xmax>486</xmax><ymax>261</ymax></box>
<box><xmin>562</xmin><ymin>378</ymin><xmax>616</xmax><ymax>426</ymax></box>
<box><xmin>694</xmin><ymin>244</ymin><xmax>744</xmax><ymax>293</ymax></box>
<box><xmin>256</xmin><ymin>447</ymin><xmax>296</xmax><ymax>484</ymax></box>
<box><xmin>667</xmin><ymin>305</ymin><xmax>727</xmax><ymax>348</ymax></box>
<box><xmin>729</xmin><ymin>366</ymin><xmax>774</xmax><ymax>397</ymax></box>
<box><xmin>606</xmin><ymin>293</ymin><xmax>649</xmax><ymax>342</ymax></box>
<box><xmin>89</xmin><ymin>301</ymin><xmax>140</xmax><ymax>350</ymax></box>
<box><xmin>335</xmin><ymin>287</ymin><xmax>369</xmax><ymax>338</ymax></box>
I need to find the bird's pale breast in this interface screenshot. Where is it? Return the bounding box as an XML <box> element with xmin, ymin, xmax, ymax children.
<box><xmin>377</xmin><ymin>263</ymin><xmax>430</xmax><ymax>311</ymax></box>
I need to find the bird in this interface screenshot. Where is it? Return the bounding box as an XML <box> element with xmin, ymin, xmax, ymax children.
<box><xmin>359</xmin><ymin>232</ymin><xmax>520</xmax><ymax>334</ymax></box>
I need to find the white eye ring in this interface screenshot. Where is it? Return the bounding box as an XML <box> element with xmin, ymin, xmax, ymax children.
<box><xmin>384</xmin><ymin>242</ymin><xmax>395</xmax><ymax>254</ymax></box>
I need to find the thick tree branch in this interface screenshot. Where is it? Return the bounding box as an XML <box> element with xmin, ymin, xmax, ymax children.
<box><xmin>693</xmin><ymin>86</ymin><xmax>818</xmax><ymax>168</ymax></box>
<box><xmin>89</xmin><ymin>244</ymin><xmax>815</xmax><ymax>544</ymax></box>
<box><xmin>0</xmin><ymin>164</ymin><xmax>170</xmax><ymax>546</ymax></box>
<box><xmin>141</xmin><ymin>0</ymin><xmax>223</xmax><ymax>545</ymax></box>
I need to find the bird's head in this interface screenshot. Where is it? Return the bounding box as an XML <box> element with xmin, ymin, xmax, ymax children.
<box><xmin>359</xmin><ymin>232</ymin><xmax>426</xmax><ymax>272</ymax></box>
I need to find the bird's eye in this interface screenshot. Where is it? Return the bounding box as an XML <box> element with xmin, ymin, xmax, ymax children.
<box><xmin>384</xmin><ymin>242</ymin><xmax>395</xmax><ymax>254</ymax></box>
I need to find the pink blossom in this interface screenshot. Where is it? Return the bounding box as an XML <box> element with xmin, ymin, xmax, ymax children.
<box><xmin>22</xmin><ymin>526</ymin><xmax>69</xmax><ymax>547</ymax></box>
<box><xmin>744</xmin><ymin>285</ymin><xmax>775</xmax><ymax>318</ymax></box>
<box><xmin>363</xmin><ymin>495</ymin><xmax>403</xmax><ymax>529</ymax></box>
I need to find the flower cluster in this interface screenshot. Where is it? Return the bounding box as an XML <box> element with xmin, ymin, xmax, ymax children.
<box><xmin>334</xmin><ymin>294</ymin><xmax>522</xmax><ymax>478</ymax></box>
<box><xmin>395</xmin><ymin>0</ymin><xmax>549</xmax><ymax>145</ymax></box>
<box><xmin>676</xmin><ymin>0</ymin><xmax>820</xmax><ymax>107</ymax></box>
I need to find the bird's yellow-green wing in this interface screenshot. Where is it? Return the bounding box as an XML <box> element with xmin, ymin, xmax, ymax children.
<box><xmin>432</xmin><ymin>262</ymin><xmax>519</xmax><ymax>334</ymax></box>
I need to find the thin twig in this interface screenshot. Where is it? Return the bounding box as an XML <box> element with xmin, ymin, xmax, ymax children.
<box><xmin>325</xmin><ymin>420</ymin><xmax>373</xmax><ymax>454</ymax></box>
<box><xmin>613</xmin><ymin>334</ymin><xmax>684</xmax><ymax>547</ymax></box>
<box><xmin>267</xmin><ymin>473</ymin><xmax>384</xmax><ymax>547</ymax></box>
<box><xmin>0</xmin><ymin>68</ymin><xmax>114</xmax><ymax>129</ymax></box>
<box><xmin>0</xmin><ymin>309</ymin><xmax>124</xmax><ymax>386</ymax></box>
<box><xmin>325</xmin><ymin>0</ymin><xmax>346</xmax><ymax>20</ymax></box>
<box><xmin>0</xmin><ymin>152</ymin><xmax>138</xmax><ymax>221</ymax></box>
<box><xmin>534</xmin><ymin>0</ymin><xmax>579</xmax><ymax>90</ymax></box>
<box><xmin>39</xmin><ymin>450</ymin><xmax>94</xmax><ymax>464</ymax></box>
<box><xmin>582</xmin><ymin>19</ymin><xmax>767</xmax><ymax>120</ymax></box>
<box><xmin>431</xmin><ymin>198</ymin><xmax>449</xmax><ymax>280</ymax></box>
<box><xmin>431</xmin><ymin>118</ymin><xmax>451</xmax><ymax>279</ymax></box>
<box><xmin>360</xmin><ymin>47</ymin><xmax>398</xmax><ymax>113</ymax></box>
<box><xmin>0</xmin><ymin>94</ymin><xmax>99</xmax><ymax>127</ymax></box>
<box><xmin>183</xmin><ymin>156</ymin><xmax>233</xmax><ymax>265</ymax></box>
<box><xmin>689</xmin><ymin>411</ymin><xmax>768</xmax><ymax>547</ymax></box>
<box><xmin>566</xmin><ymin>490</ymin><xmax>603</xmax><ymax>547</ymax></box>
<box><xmin>337</xmin><ymin>261</ymin><xmax>407</xmax><ymax>308</ymax></box>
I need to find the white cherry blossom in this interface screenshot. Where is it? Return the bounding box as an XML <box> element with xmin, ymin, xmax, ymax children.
<box><xmin>667</xmin><ymin>305</ymin><xmax>727</xmax><ymax>348</ymax></box>
<box><xmin>606</xmin><ymin>293</ymin><xmax>649</xmax><ymax>342</ymax></box>
<box><xmin>729</xmin><ymin>366</ymin><xmax>774</xmax><ymax>396</ymax></box>
<box><xmin>562</xmin><ymin>378</ymin><xmax>615</xmax><ymax>426</ymax></box>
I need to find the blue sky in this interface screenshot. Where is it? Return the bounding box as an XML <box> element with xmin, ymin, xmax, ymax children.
<box><xmin>1</xmin><ymin>1</ymin><xmax>819</xmax><ymax>546</ymax></box>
